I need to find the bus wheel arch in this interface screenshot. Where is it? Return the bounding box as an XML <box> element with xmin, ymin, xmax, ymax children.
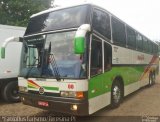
<box><xmin>111</xmin><ymin>76</ymin><xmax>124</xmax><ymax>108</ymax></box>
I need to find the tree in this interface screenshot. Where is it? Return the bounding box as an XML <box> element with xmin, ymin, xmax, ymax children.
<box><xmin>0</xmin><ymin>0</ymin><xmax>52</xmax><ymax>27</ymax></box>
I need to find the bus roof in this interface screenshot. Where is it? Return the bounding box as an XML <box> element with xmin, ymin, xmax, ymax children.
<box><xmin>30</xmin><ymin>3</ymin><xmax>157</xmax><ymax>45</ymax></box>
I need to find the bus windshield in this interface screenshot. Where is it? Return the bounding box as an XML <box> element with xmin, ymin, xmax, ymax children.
<box><xmin>25</xmin><ymin>5</ymin><xmax>91</xmax><ymax>35</ymax></box>
<box><xmin>20</xmin><ymin>31</ymin><xmax>87</xmax><ymax>79</ymax></box>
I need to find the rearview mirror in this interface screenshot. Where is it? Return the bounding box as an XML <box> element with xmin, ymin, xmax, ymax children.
<box><xmin>74</xmin><ymin>37</ymin><xmax>85</xmax><ymax>54</ymax></box>
<box><xmin>74</xmin><ymin>24</ymin><xmax>91</xmax><ymax>54</ymax></box>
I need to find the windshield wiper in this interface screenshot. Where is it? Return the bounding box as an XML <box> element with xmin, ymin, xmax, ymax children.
<box><xmin>47</xmin><ymin>42</ymin><xmax>61</xmax><ymax>81</ymax></box>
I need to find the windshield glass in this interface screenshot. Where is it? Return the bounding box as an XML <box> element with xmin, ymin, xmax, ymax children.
<box><xmin>20</xmin><ymin>31</ymin><xmax>87</xmax><ymax>79</ymax></box>
<box><xmin>20</xmin><ymin>35</ymin><xmax>45</xmax><ymax>78</ymax></box>
<box><xmin>25</xmin><ymin>5</ymin><xmax>91</xmax><ymax>35</ymax></box>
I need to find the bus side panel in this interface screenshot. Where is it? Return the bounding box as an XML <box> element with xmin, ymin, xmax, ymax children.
<box><xmin>88</xmin><ymin>74</ymin><xmax>111</xmax><ymax>114</ymax></box>
<box><xmin>88</xmin><ymin>64</ymin><xmax>158</xmax><ymax>114</ymax></box>
<box><xmin>88</xmin><ymin>44</ymin><xmax>159</xmax><ymax>114</ymax></box>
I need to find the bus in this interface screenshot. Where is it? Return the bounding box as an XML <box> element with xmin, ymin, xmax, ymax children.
<box><xmin>1</xmin><ymin>3</ymin><xmax>159</xmax><ymax>115</ymax></box>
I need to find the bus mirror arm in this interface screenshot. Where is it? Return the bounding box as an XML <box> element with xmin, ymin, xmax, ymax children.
<box><xmin>1</xmin><ymin>37</ymin><xmax>20</xmax><ymax>59</ymax></box>
<box><xmin>74</xmin><ymin>24</ymin><xmax>91</xmax><ymax>54</ymax></box>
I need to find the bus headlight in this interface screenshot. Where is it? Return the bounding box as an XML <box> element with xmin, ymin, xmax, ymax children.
<box><xmin>19</xmin><ymin>86</ymin><xmax>28</xmax><ymax>92</ymax></box>
<box><xmin>60</xmin><ymin>91</ymin><xmax>84</xmax><ymax>99</ymax></box>
<box><xmin>60</xmin><ymin>91</ymin><xmax>76</xmax><ymax>98</ymax></box>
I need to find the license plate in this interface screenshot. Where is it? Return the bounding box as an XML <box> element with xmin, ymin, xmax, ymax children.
<box><xmin>38</xmin><ymin>101</ymin><xmax>49</xmax><ymax>107</ymax></box>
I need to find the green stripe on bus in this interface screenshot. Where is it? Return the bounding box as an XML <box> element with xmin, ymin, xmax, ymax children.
<box><xmin>88</xmin><ymin>66</ymin><xmax>145</xmax><ymax>99</ymax></box>
<box><xmin>42</xmin><ymin>86</ymin><xmax>59</xmax><ymax>91</ymax></box>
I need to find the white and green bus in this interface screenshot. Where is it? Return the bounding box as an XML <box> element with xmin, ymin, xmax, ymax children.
<box><xmin>1</xmin><ymin>3</ymin><xmax>159</xmax><ymax>116</ymax></box>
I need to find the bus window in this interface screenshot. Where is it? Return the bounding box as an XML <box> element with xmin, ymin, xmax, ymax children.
<box><xmin>25</xmin><ymin>5</ymin><xmax>91</xmax><ymax>35</ymax></box>
<box><xmin>143</xmin><ymin>37</ymin><xmax>149</xmax><ymax>52</ymax></box>
<box><xmin>111</xmin><ymin>17</ymin><xmax>126</xmax><ymax>46</ymax></box>
<box><xmin>26</xmin><ymin>46</ymin><xmax>39</xmax><ymax>67</ymax></box>
<box><xmin>127</xmin><ymin>26</ymin><xmax>136</xmax><ymax>49</ymax></box>
<box><xmin>91</xmin><ymin>36</ymin><xmax>102</xmax><ymax>76</ymax></box>
<box><xmin>148</xmin><ymin>41</ymin><xmax>153</xmax><ymax>54</ymax></box>
<box><xmin>136</xmin><ymin>33</ymin><xmax>143</xmax><ymax>51</ymax></box>
<box><xmin>92</xmin><ymin>9</ymin><xmax>111</xmax><ymax>40</ymax></box>
<box><xmin>104</xmin><ymin>42</ymin><xmax>112</xmax><ymax>71</ymax></box>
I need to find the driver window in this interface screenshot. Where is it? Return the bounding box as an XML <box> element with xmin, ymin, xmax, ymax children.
<box><xmin>26</xmin><ymin>47</ymin><xmax>38</xmax><ymax>67</ymax></box>
<box><xmin>91</xmin><ymin>36</ymin><xmax>102</xmax><ymax>76</ymax></box>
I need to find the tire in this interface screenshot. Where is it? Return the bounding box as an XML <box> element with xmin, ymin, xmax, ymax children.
<box><xmin>153</xmin><ymin>73</ymin><xmax>156</xmax><ymax>84</ymax></box>
<box><xmin>111</xmin><ymin>81</ymin><xmax>123</xmax><ymax>108</ymax></box>
<box><xmin>2</xmin><ymin>81</ymin><xmax>20</xmax><ymax>102</ymax></box>
<box><xmin>149</xmin><ymin>73</ymin><xmax>155</xmax><ymax>86</ymax></box>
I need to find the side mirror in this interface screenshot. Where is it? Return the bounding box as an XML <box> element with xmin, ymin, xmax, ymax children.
<box><xmin>74</xmin><ymin>24</ymin><xmax>91</xmax><ymax>54</ymax></box>
<box><xmin>24</xmin><ymin>41</ymin><xmax>28</xmax><ymax>53</ymax></box>
<box><xmin>0</xmin><ymin>37</ymin><xmax>21</xmax><ymax>59</ymax></box>
<box><xmin>74</xmin><ymin>37</ymin><xmax>85</xmax><ymax>54</ymax></box>
<box><xmin>1</xmin><ymin>47</ymin><xmax>5</xmax><ymax>59</ymax></box>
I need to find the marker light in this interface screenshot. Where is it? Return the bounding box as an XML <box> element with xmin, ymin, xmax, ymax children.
<box><xmin>76</xmin><ymin>92</ymin><xmax>84</xmax><ymax>99</ymax></box>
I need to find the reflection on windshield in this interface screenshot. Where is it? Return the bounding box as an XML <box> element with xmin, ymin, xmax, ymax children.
<box><xmin>25</xmin><ymin>5</ymin><xmax>90</xmax><ymax>35</ymax></box>
<box><xmin>42</xmin><ymin>31</ymin><xmax>85</xmax><ymax>78</ymax></box>
<box><xmin>20</xmin><ymin>31</ymin><xmax>87</xmax><ymax>79</ymax></box>
<box><xmin>42</xmin><ymin>58</ymin><xmax>82</xmax><ymax>78</ymax></box>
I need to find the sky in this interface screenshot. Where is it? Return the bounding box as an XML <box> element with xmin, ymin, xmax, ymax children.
<box><xmin>54</xmin><ymin>0</ymin><xmax>160</xmax><ymax>41</ymax></box>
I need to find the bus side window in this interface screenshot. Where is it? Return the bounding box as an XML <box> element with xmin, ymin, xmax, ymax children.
<box><xmin>91</xmin><ymin>36</ymin><xmax>102</xmax><ymax>76</ymax></box>
<box><xmin>104</xmin><ymin>42</ymin><xmax>112</xmax><ymax>71</ymax></box>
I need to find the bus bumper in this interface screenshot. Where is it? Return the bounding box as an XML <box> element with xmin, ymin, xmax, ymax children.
<box><xmin>19</xmin><ymin>92</ymin><xmax>89</xmax><ymax>116</ymax></box>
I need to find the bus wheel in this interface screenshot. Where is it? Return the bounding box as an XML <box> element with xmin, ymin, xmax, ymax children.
<box><xmin>111</xmin><ymin>81</ymin><xmax>123</xmax><ymax>108</ymax></box>
<box><xmin>2</xmin><ymin>81</ymin><xmax>20</xmax><ymax>102</ymax></box>
<box><xmin>149</xmin><ymin>73</ymin><xmax>155</xmax><ymax>86</ymax></box>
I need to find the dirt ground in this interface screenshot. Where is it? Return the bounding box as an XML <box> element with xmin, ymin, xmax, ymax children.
<box><xmin>0</xmin><ymin>76</ymin><xmax>160</xmax><ymax>122</ymax></box>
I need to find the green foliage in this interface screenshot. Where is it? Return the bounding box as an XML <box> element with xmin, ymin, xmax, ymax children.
<box><xmin>0</xmin><ymin>0</ymin><xmax>52</xmax><ymax>27</ymax></box>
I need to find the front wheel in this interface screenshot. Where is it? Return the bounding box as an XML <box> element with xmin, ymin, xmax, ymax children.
<box><xmin>111</xmin><ymin>81</ymin><xmax>123</xmax><ymax>108</ymax></box>
<box><xmin>2</xmin><ymin>81</ymin><xmax>20</xmax><ymax>102</ymax></box>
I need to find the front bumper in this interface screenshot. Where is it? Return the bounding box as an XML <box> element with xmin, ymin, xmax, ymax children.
<box><xmin>20</xmin><ymin>92</ymin><xmax>89</xmax><ymax>116</ymax></box>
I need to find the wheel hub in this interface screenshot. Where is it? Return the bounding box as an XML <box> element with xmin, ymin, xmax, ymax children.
<box><xmin>113</xmin><ymin>86</ymin><xmax>121</xmax><ymax>103</ymax></box>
